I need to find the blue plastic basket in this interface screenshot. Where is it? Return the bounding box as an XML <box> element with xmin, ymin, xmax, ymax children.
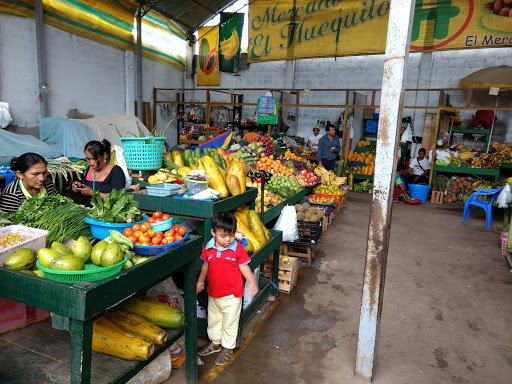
<box><xmin>150</xmin><ymin>217</ymin><xmax>173</xmax><ymax>232</ymax></box>
<box><xmin>85</xmin><ymin>216</ymin><xmax>148</xmax><ymax>240</ymax></box>
<box><xmin>119</xmin><ymin>137</ymin><xmax>165</xmax><ymax>171</ymax></box>
<box><xmin>408</xmin><ymin>184</ymin><xmax>431</xmax><ymax>203</ymax></box>
<box><xmin>133</xmin><ymin>232</ymin><xmax>188</xmax><ymax>255</ymax></box>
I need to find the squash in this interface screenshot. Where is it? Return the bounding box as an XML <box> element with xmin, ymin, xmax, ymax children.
<box><xmin>119</xmin><ymin>296</ymin><xmax>185</xmax><ymax>329</ymax></box>
<box><xmin>199</xmin><ymin>157</ymin><xmax>229</xmax><ymax>198</ymax></box>
<box><xmin>226</xmin><ymin>174</ymin><xmax>242</xmax><ymax>196</ymax></box>
<box><xmin>183</xmin><ymin>149</ymin><xmax>196</xmax><ymax>168</ymax></box>
<box><xmin>194</xmin><ymin>147</ymin><xmax>202</xmax><ymax>160</ymax></box>
<box><xmin>92</xmin><ymin>317</ymin><xmax>155</xmax><ymax>361</ymax></box>
<box><xmin>106</xmin><ymin>309</ymin><xmax>168</xmax><ymax>346</ymax></box>
<box><xmin>247</xmin><ymin>210</ymin><xmax>267</xmax><ymax>245</ymax></box>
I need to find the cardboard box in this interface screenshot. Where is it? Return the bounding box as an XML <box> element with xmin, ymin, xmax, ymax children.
<box><xmin>0</xmin><ymin>298</ymin><xmax>49</xmax><ymax>334</ymax></box>
<box><xmin>363</xmin><ymin>108</ymin><xmax>375</xmax><ymax>119</ymax></box>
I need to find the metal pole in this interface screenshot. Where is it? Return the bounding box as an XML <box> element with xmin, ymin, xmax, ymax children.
<box><xmin>35</xmin><ymin>0</ymin><xmax>48</xmax><ymax>119</ymax></box>
<box><xmin>136</xmin><ymin>7</ymin><xmax>143</xmax><ymax>120</ymax></box>
<box><xmin>355</xmin><ymin>0</ymin><xmax>415</xmax><ymax>380</ymax></box>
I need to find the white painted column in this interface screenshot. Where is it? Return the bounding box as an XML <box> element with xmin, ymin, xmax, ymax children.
<box><xmin>124</xmin><ymin>51</ymin><xmax>135</xmax><ymax>115</ymax></box>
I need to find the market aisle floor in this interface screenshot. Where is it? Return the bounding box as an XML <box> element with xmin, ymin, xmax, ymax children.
<box><xmin>185</xmin><ymin>192</ymin><xmax>512</xmax><ymax>384</ymax></box>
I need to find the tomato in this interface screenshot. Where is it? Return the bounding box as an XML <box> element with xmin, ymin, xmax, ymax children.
<box><xmin>147</xmin><ymin>229</ymin><xmax>156</xmax><ymax>238</ymax></box>
<box><xmin>133</xmin><ymin>231</ymin><xmax>143</xmax><ymax>239</ymax></box>
<box><xmin>162</xmin><ymin>214</ymin><xmax>171</xmax><ymax>221</ymax></box>
<box><xmin>177</xmin><ymin>226</ymin><xmax>187</xmax><ymax>236</ymax></box>
<box><xmin>153</xmin><ymin>211</ymin><xmax>163</xmax><ymax>218</ymax></box>
<box><xmin>128</xmin><ymin>235</ymin><xmax>137</xmax><ymax>243</ymax></box>
<box><xmin>147</xmin><ymin>217</ymin><xmax>156</xmax><ymax>224</ymax></box>
<box><xmin>152</xmin><ymin>236</ymin><xmax>162</xmax><ymax>245</ymax></box>
<box><xmin>174</xmin><ymin>234</ymin><xmax>183</xmax><ymax>241</ymax></box>
<box><xmin>141</xmin><ymin>222</ymin><xmax>151</xmax><ymax>232</ymax></box>
<box><xmin>165</xmin><ymin>235</ymin><xmax>175</xmax><ymax>243</ymax></box>
<box><xmin>139</xmin><ymin>234</ymin><xmax>150</xmax><ymax>243</ymax></box>
<box><xmin>164</xmin><ymin>229</ymin><xmax>173</xmax><ymax>237</ymax></box>
<box><xmin>155</xmin><ymin>218</ymin><xmax>163</xmax><ymax>222</ymax></box>
<box><xmin>131</xmin><ymin>224</ymin><xmax>141</xmax><ymax>232</ymax></box>
<box><xmin>155</xmin><ymin>232</ymin><xmax>164</xmax><ymax>238</ymax></box>
<box><xmin>141</xmin><ymin>242</ymin><xmax>150</xmax><ymax>246</ymax></box>
<box><xmin>135</xmin><ymin>241</ymin><xmax>142</xmax><ymax>245</ymax></box>
<box><xmin>123</xmin><ymin>228</ymin><xmax>133</xmax><ymax>236</ymax></box>
<box><xmin>171</xmin><ymin>224</ymin><xmax>180</xmax><ymax>233</ymax></box>
<box><xmin>161</xmin><ymin>238</ymin><xmax>169</xmax><ymax>245</ymax></box>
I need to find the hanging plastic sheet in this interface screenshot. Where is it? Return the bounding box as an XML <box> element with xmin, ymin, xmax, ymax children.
<box><xmin>0</xmin><ymin>129</ymin><xmax>61</xmax><ymax>165</ymax></box>
<box><xmin>39</xmin><ymin>117</ymin><xmax>97</xmax><ymax>158</ymax></box>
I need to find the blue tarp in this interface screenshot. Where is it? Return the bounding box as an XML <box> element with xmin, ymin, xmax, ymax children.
<box><xmin>0</xmin><ymin>128</ymin><xmax>62</xmax><ymax>165</ymax></box>
<box><xmin>39</xmin><ymin>117</ymin><xmax>97</xmax><ymax>158</ymax></box>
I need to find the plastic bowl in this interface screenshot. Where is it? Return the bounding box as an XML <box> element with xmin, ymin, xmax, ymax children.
<box><xmin>150</xmin><ymin>217</ymin><xmax>173</xmax><ymax>232</ymax></box>
<box><xmin>458</xmin><ymin>152</ymin><xmax>473</xmax><ymax>161</ymax></box>
<box><xmin>403</xmin><ymin>197</ymin><xmax>422</xmax><ymax>205</ymax></box>
<box><xmin>85</xmin><ymin>216</ymin><xmax>148</xmax><ymax>240</ymax></box>
<box><xmin>133</xmin><ymin>232</ymin><xmax>188</xmax><ymax>255</ymax></box>
<box><xmin>185</xmin><ymin>178</ymin><xmax>210</xmax><ymax>195</ymax></box>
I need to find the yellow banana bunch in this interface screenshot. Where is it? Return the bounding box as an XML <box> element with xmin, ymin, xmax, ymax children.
<box><xmin>220</xmin><ymin>28</ymin><xmax>240</xmax><ymax>60</ymax></box>
<box><xmin>314</xmin><ymin>166</ymin><xmax>328</xmax><ymax>176</ymax></box>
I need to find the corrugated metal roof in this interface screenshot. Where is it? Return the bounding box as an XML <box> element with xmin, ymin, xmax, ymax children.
<box><xmin>139</xmin><ymin>0</ymin><xmax>237</xmax><ymax>35</ymax></box>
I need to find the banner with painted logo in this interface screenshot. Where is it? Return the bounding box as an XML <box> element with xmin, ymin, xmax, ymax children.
<box><xmin>197</xmin><ymin>26</ymin><xmax>220</xmax><ymax>86</ymax></box>
<box><xmin>248</xmin><ymin>0</ymin><xmax>512</xmax><ymax>63</ymax></box>
<box><xmin>219</xmin><ymin>12</ymin><xmax>244</xmax><ymax>73</ymax></box>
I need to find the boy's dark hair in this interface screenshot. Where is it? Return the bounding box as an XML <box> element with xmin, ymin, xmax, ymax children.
<box><xmin>212</xmin><ymin>212</ymin><xmax>237</xmax><ymax>233</ymax></box>
<box><xmin>397</xmin><ymin>163</ymin><xmax>406</xmax><ymax>172</ymax></box>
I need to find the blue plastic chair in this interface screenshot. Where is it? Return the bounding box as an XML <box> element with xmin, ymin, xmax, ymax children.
<box><xmin>462</xmin><ymin>186</ymin><xmax>504</xmax><ymax>229</ymax></box>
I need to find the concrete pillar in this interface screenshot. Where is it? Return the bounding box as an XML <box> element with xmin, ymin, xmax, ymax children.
<box><xmin>124</xmin><ymin>51</ymin><xmax>135</xmax><ymax>115</ymax></box>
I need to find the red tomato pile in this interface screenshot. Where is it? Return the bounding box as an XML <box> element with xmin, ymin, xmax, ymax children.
<box><xmin>123</xmin><ymin>211</ymin><xmax>187</xmax><ymax>247</ymax></box>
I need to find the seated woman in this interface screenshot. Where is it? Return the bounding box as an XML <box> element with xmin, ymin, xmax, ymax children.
<box><xmin>0</xmin><ymin>153</ymin><xmax>58</xmax><ymax>213</ymax></box>
<box><xmin>394</xmin><ymin>164</ymin><xmax>410</xmax><ymax>202</ymax></box>
<box><xmin>72</xmin><ymin>140</ymin><xmax>125</xmax><ymax>207</ymax></box>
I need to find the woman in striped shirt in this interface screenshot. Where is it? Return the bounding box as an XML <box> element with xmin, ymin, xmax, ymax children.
<box><xmin>0</xmin><ymin>153</ymin><xmax>57</xmax><ymax>213</ymax></box>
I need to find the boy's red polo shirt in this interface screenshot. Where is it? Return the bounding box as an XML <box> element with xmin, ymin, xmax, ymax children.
<box><xmin>200</xmin><ymin>238</ymin><xmax>250</xmax><ymax>298</ymax></box>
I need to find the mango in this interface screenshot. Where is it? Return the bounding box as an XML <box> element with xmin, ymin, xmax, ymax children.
<box><xmin>32</xmin><ymin>269</ymin><xmax>45</xmax><ymax>278</ymax></box>
<box><xmin>50</xmin><ymin>254</ymin><xmax>85</xmax><ymax>271</ymax></box>
<box><xmin>91</xmin><ymin>240</ymin><xmax>108</xmax><ymax>266</ymax></box>
<box><xmin>71</xmin><ymin>236</ymin><xmax>92</xmax><ymax>263</ymax></box>
<box><xmin>37</xmin><ymin>248</ymin><xmax>61</xmax><ymax>269</ymax></box>
<box><xmin>4</xmin><ymin>248</ymin><xmax>37</xmax><ymax>270</ymax></box>
<box><xmin>51</xmin><ymin>241</ymin><xmax>72</xmax><ymax>256</ymax></box>
<box><xmin>101</xmin><ymin>243</ymin><xmax>123</xmax><ymax>267</ymax></box>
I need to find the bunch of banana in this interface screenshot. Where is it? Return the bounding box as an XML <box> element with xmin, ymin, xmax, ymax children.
<box><xmin>332</xmin><ymin>176</ymin><xmax>347</xmax><ymax>186</ymax></box>
<box><xmin>314</xmin><ymin>166</ymin><xmax>329</xmax><ymax>176</ymax></box>
<box><xmin>219</xmin><ymin>28</ymin><xmax>240</xmax><ymax>60</ymax></box>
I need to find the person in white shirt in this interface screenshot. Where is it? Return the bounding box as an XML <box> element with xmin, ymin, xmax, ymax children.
<box><xmin>406</xmin><ymin>147</ymin><xmax>430</xmax><ymax>184</ymax></box>
<box><xmin>306</xmin><ymin>127</ymin><xmax>321</xmax><ymax>151</ymax></box>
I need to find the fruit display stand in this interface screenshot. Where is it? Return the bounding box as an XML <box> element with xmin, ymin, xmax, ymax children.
<box><xmin>432</xmin><ymin>165</ymin><xmax>499</xmax><ymax>188</ymax></box>
<box><xmin>196</xmin><ymin>229</ymin><xmax>282</xmax><ymax>343</ymax></box>
<box><xmin>258</xmin><ymin>187</ymin><xmax>313</xmax><ymax>224</ymax></box>
<box><xmin>0</xmin><ymin>234</ymin><xmax>203</xmax><ymax>384</ymax></box>
<box><xmin>132</xmin><ymin>187</ymin><xmax>258</xmax><ymax>246</ymax></box>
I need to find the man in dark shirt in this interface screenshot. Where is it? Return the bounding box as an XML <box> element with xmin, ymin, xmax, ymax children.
<box><xmin>317</xmin><ymin>124</ymin><xmax>341</xmax><ymax>171</ymax></box>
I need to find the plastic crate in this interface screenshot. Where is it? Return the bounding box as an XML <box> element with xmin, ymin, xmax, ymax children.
<box><xmin>296</xmin><ymin>220</ymin><xmax>323</xmax><ymax>245</ymax></box>
<box><xmin>36</xmin><ymin>257</ymin><xmax>127</xmax><ymax>284</ymax></box>
<box><xmin>303</xmin><ymin>197</ymin><xmax>335</xmax><ymax>218</ymax></box>
<box><xmin>0</xmin><ymin>225</ymin><xmax>49</xmax><ymax>265</ymax></box>
<box><xmin>501</xmin><ymin>232</ymin><xmax>508</xmax><ymax>257</ymax></box>
<box><xmin>308</xmin><ymin>193</ymin><xmax>342</xmax><ymax>204</ymax></box>
<box><xmin>120</xmin><ymin>137</ymin><xmax>165</xmax><ymax>171</ymax></box>
<box><xmin>146</xmin><ymin>183</ymin><xmax>181</xmax><ymax>197</ymax></box>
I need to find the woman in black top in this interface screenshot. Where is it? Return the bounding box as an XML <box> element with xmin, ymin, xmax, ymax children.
<box><xmin>0</xmin><ymin>153</ymin><xmax>58</xmax><ymax>213</ymax></box>
<box><xmin>72</xmin><ymin>140</ymin><xmax>125</xmax><ymax>207</ymax></box>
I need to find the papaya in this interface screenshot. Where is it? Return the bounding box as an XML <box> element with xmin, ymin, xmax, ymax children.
<box><xmin>119</xmin><ymin>296</ymin><xmax>185</xmax><ymax>329</ymax></box>
<box><xmin>200</xmin><ymin>157</ymin><xmax>229</xmax><ymax>198</ymax></box>
<box><xmin>245</xmin><ymin>238</ymin><xmax>254</xmax><ymax>255</ymax></box>
<box><xmin>106</xmin><ymin>309</ymin><xmax>168</xmax><ymax>346</ymax></box>
<box><xmin>236</xmin><ymin>220</ymin><xmax>262</xmax><ymax>252</ymax></box>
<box><xmin>171</xmin><ymin>150</ymin><xmax>185</xmax><ymax>167</ymax></box>
<box><xmin>233</xmin><ymin>210</ymin><xmax>249</xmax><ymax>227</ymax></box>
<box><xmin>178</xmin><ymin>166</ymin><xmax>192</xmax><ymax>179</ymax></box>
<box><xmin>203</xmin><ymin>48</ymin><xmax>217</xmax><ymax>75</ymax></box>
<box><xmin>217</xmin><ymin>147</ymin><xmax>224</xmax><ymax>155</ymax></box>
<box><xmin>226</xmin><ymin>162</ymin><xmax>246</xmax><ymax>193</ymax></box>
<box><xmin>247</xmin><ymin>210</ymin><xmax>267</xmax><ymax>245</ymax></box>
<box><xmin>198</xmin><ymin>38</ymin><xmax>209</xmax><ymax>73</ymax></box>
<box><xmin>226</xmin><ymin>174</ymin><xmax>242</xmax><ymax>196</ymax></box>
<box><xmin>92</xmin><ymin>317</ymin><xmax>155</xmax><ymax>361</ymax></box>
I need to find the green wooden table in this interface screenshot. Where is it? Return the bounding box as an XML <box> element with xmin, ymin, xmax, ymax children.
<box><xmin>353</xmin><ymin>174</ymin><xmax>374</xmax><ymax>181</ymax></box>
<box><xmin>0</xmin><ymin>235</ymin><xmax>203</xmax><ymax>384</ymax></box>
<box><xmin>433</xmin><ymin>165</ymin><xmax>500</xmax><ymax>187</ymax></box>
<box><xmin>258</xmin><ymin>187</ymin><xmax>313</xmax><ymax>224</ymax></box>
<box><xmin>133</xmin><ymin>187</ymin><xmax>258</xmax><ymax>245</ymax></box>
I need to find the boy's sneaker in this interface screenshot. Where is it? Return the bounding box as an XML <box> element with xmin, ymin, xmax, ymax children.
<box><xmin>215</xmin><ymin>348</ymin><xmax>234</xmax><ymax>366</ymax></box>
<box><xmin>198</xmin><ymin>342</ymin><xmax>222</xmax><ymax>356</ymax></box>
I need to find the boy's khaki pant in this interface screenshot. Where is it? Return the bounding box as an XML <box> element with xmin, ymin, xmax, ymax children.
<box><xmin>207</xmin><ymin>294</ymin><xmax>242</xmax><ymax>349</ymax></box>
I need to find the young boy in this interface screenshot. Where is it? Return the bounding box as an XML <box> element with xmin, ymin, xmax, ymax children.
<box><xmin>196</xmin><ymin>211</ymin><xmax>259</xmax><ymax>366</ymax></box>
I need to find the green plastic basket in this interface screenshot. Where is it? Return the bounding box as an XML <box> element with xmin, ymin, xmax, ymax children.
<box><xmin>120</xmin><ymin>137</ymin><xmax>165</xmax><ymax>171</ymax></box>
<box><xmin>36</xmin><ymin>257</ymin><xmax>127</xmax><ymax>284</ymax></box>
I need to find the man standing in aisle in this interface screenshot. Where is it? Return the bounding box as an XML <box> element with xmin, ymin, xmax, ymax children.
<box><xmin>317</xmin><ymin>124</ymin><xmax>341</xmax><ymax>171</ymax></box>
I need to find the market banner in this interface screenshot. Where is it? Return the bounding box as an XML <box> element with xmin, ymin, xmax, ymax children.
<box><xmin>197</xmin><ymin>26</ymin><xmax>220</xmax><ymax>86</ymax></box>
<box><xmin>0</xmin><ymin>0</ymin><xmax>187</xmax><ymax>70</ymax></box>
<box><xmin>248</xmin><ymin>0</ymin><xmax>512</xmax><ymax>63</ymax></box>
<box><xmin>219</xmin><ymin>12</ymin><xmax>244</xmax><ymax>74</ymax></box>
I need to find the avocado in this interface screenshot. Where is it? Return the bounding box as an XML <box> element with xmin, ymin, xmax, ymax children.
<box><xmin>3</xmin><ymin>248</ymin><xmax>37</xmax><ymax>270</ymax></box>
<box><xmin>51</xmin><ymin>241</ymin><xmax>72</xmax><ymax>256</ymax></box>
<box><xmin>100</xmin><ymin>243</ymin><xmax>123</xmax><ymax>267</ymax></box>
<box><xmin>37</xmin><ymin>248</ymin><xmax>61</xmax><ymax>269</ymax></box>
<box><xmin>50</xmin><ymin>254</ymin><xmax>85</xmax><ymax>271</ymax></box>
<box><xmin>91</xmin><ymin>240</ymin><xmax>108</xmax><ymax>266</ymax></box>
<box><xmin>71</xmin><ymin>236</ymin><xmax>92</xmax><ymax>263</ymax></box>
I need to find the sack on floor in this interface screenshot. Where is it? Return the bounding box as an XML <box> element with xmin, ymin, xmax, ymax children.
<box><xmin>273</xmin><ymin>205</ymin><xmax>298</xmax><ymax>242</ymax></box>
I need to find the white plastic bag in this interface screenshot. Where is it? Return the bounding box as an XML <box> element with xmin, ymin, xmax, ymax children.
<box><xmin>112</xmin><ymin>145</ymin><xmax>132</xmax><ymax>189</ymax></box>
<box><xmin>497</xmin><ymin>184</ymin><xmax>512</xmax><ymax>208</ymax></box>
<box><xmin>243</xmin><ymin>266</ymin><xmax>260</xmax><ymax>310</ymax></box>
<box><xmin>273</xmin><ymin>205</ymin><xmax>298</xmax><ymax>242</ymax></box>
<box><xmin>0</xmin><ymin>102</ymin><xmax>12</xmax><ymax>129</ymax></box>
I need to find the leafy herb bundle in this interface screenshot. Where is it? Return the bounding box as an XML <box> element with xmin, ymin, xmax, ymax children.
<box><xmin>88</xmin><ymin>188</ymin><xmax>143</xmax><ymax>223</ymax></box>
<box><xmin>11</xmin><ymin>194</ymin><xmax>75</xmax><ymax>226</ymax></box>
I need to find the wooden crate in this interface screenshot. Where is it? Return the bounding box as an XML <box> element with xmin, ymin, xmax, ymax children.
<box><xmin>262</xmin><ymin>256</ymin><xmax>300</xmax><ymax>294</ymax></box>
<box><xmin>283</xmin><ymin>243</ymin><xmax>317</xmax><ymax>266</ymax></box>
<box><xmin>431</xmin><ymin>191</ymin><xmax>444</xmax><ymax>204</ymax></box>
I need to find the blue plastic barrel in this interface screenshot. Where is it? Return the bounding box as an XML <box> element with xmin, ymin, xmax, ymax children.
<box><xmin>408</xmin><ymin>184</ymin><xmax>431</xmax><ymax>203</ymax></box>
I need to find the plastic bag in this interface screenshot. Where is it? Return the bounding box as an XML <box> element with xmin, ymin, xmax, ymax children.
<box><xmin>0</xmin><ymin>102</ymin><xmax>12</xmax><ymax>129</ymax></box>
<box><xmin>112</xmin><ymin>145</ymin><xmax>132</xmax><ymax>189</ymax></box>
<box><xmin>497</xmin><ymin>184</ymin><xmax>512</xmax><ymax>209</ymax></box>
<box><xmin>243</xmin><ymin>266</ymin><xmax>260</xmax><ymax>310</ymax></box>
<box><xmin>273</xmin><ymin>205</ymin><xmax>298</xmax><ymax>242</ymax></box>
